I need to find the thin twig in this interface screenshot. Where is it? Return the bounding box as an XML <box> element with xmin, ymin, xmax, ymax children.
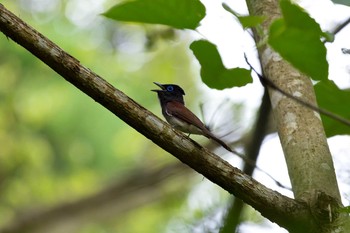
<box><xmin>330</xmin><ymin>16</ymin><xmax>350</xmax><ymax>36</ymax></box>
<box><xmin>244</xmin><ymin>54</ymin><xmax>350</xmax><ymax>128</ymax></box>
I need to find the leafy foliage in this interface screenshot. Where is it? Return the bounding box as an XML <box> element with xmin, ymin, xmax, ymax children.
<box><xmin>314</xmin><ymin>81</ymin><xmax>350</xmax><ymax>137</ymax></box>
<box><xmin>103</xmin><ymin>0</ymin><xmax>349</xmax><ymax>138</ymax></box>
<box><xmin>103</xmin><ymin>0</ymin><xmax>205</xmax><ymax>29</ymax></box>
<box><xmin>190</xmin><ymin>40</ymin><xmax>253</xmax><ymax>90</ymax></box>
<box><xmin>268</xmin><ymin>0</ymin><xmax>328</xmax><ymax>81</ymax></box>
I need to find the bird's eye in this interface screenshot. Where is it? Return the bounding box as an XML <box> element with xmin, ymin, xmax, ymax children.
<box><xmin>166</xmin><ymin>86</ymin><xmax>174</xmax><ymax>92</ymax></box>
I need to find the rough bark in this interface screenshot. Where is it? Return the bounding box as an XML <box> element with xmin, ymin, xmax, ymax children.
<box><xmin>245</xmin><ymin>0</ymin><xmax>344</xmax><ymax>232</ymax></box>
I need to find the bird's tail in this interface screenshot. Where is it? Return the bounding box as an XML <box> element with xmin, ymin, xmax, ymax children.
<box><xmin>207</xmin><ymin>132</ymin><xmax>251</xmax><ymax>164</ymax></box>
<box><xmin>207</xmin><ymin>132</ymin><xmax>233</xmax><ymax>152</ymax></box>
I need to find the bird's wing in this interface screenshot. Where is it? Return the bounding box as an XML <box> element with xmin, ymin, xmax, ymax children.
<box><xmin>166</xmin><ymin>101</ymin><xmax>209</xmax><ymax>132</ymax></box>
<box><xmin>166</xmin><ymin>101</ymin><xmax>232</xmax><ymax>152</ymax></box>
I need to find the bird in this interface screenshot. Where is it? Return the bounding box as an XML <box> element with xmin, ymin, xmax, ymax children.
<box><xmin>151</xmin><ymin>82</ymin><xmax>233</xmax><ymax>152</ymax></box>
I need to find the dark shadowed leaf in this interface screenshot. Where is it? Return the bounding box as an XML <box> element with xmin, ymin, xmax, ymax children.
<box><xmin>314</xmin><ymin>80</ymin><xmax>350</xmax><ymax>137</ymax></box>
<box><xmin>268</xmin><ymin>0</ymin><xmax>328</xmax><ymax>81</ymax></box>
<box><xmin>190</xmin><ymin>40</ymin><xmax>253</xmax><ymax>90</ymax></box>
<box><xmin>103</xmin><ymin>0</ymin><xmax>206</xmax><ymax>30</ymax></box>
<box><xmin>330</xmin><ymin>0</ymin><xmax>350</xmax><ymax>6</ymax></box>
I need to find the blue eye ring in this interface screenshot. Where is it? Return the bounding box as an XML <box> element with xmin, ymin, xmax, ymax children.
<box><xmin>167</xmin><ymin>86</ymin><xmax>174</xmax><ymax>92</ymax></box>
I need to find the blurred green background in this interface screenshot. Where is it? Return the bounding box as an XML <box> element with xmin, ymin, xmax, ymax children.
<box><xmin>0</xmin><ymin>1</ymin><xmax>257</xmax><ymax>233</ymax></box>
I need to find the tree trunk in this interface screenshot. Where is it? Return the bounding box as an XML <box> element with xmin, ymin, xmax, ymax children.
<box><xmin>246</xmin><ymin>0</ymin><xmax>345</xmax><ymax>232</ymax></box>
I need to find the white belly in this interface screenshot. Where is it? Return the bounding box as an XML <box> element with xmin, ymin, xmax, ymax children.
<box><xmin>166</xmin><ymin>116</ymin><xmax>204</xmax><ymax>135</ymax></box>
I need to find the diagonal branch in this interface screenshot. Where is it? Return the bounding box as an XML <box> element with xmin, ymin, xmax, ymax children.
<box><xmin>0</xmin><ymin>3</ymin><xmax>310</xmax><ymax>231</ymax></box>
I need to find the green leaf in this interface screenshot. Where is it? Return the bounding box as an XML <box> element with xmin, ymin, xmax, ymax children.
<box><xmin>190</xmin><ymin>40</ymin><xmax>225</xmax><ymax>73</ymax></box>
<box><xmin>314</xmin><ymin>80</ymin><xmax>350</xmax><ymax>137</ymax></box>
<box><xmin>238</xmin><ymin>16</ymin><xmax>266</xmax><ymax>29</ymax></box>
<box><xmin>340</xmin><ymin>206</ymin><xmax>350</xmax><ymax>213</ymax></box>
<box><xmin>268</xmin><ymin>0</ymin><xmax>328</xmax><ymax>81</ymax></box>
<box><xmin>190</xmin><ymin>40</ymin><xmax>253</xmax><ymax>90</ymax></box>
<box><xmin>222</xmin><ymin>3</ymin><xmax>265</xmax><ymax>29</ymax></box>
<box><xmin>323</xmin><ymin>31</ymin><xmax>335</xmax><ymax>43</ymax></box>
<box><xmin>281</xmin><ymin>0</ymin><xmax>322</xmax><ymax>33</ymax></box>
<box><xmin>103</xmin><ymin>0</ymin><xmax>206</xmax><ymax>30</ymax></box>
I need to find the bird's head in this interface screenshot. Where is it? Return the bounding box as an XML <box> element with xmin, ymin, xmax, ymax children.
<box><xmin>152</xmin><ymin>82</ymin><xmax>185</xmax><ymax>104</ymax></box>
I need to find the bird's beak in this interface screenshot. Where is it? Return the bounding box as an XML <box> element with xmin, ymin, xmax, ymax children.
<box><xmin>151</xmin><ymin>82</ymin><xmax>166</xmax><ymax>92</ymax></box>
